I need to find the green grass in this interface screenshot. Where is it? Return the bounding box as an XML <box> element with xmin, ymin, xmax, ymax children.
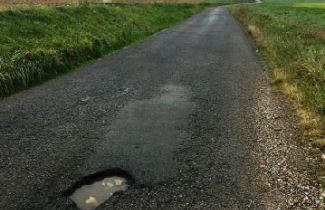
<box><xmin>263</xmin><ymin>0</ymin><xmax>325</xmax><ymax>3</ymax></box>
<box><xmin>0</xmin><ymin>3</ymin><xmax>209</xmax><ymax>97</ymax></box>
<box><xmin>248</xmin><ymin>3</ymin><xmax>325</xmax><ymax>28</ymax></box>
<box><xmin>230</xmin><ymin>3</ymin><xmax>325</xmax><ymax>163</ymax></box>
<box><xmin>294</xmin><ymin>3</ymin><xmax>325</xmax><ymax>9</ymax></box>
<box><xmin>202</xmin><ymin>0</ymin><xmax>254</xmax><ymax>2</ymax></box>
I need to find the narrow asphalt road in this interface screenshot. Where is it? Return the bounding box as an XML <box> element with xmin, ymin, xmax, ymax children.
<box><xmin>1</xmin><ymin>7</ymin><xmax>265</xmax><ymax>210</ymax></box>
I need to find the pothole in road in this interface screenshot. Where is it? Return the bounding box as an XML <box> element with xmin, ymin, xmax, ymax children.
<box><xmin>64</xmin><ymin>169</ymin><xmax>134</xmax><ymax>210</ymax></box>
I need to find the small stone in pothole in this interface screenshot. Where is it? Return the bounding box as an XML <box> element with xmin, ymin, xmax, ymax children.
<box><xmin>115</xmin><ymin>178</ymin><xmax>123</xmax><ymax>186</ymax></box>
<box><xmin>106</xmin><ymin>182</ymin><xmax>114</xmax><ymax>188</ymax></box>
<box><xmin>85</xmin><ymin>196</ymin><xmax>98</xmax><ymax>204</ymax></box>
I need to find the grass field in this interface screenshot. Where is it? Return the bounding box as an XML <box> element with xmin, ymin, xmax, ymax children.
<box><xmin>246</xmin><ymin>3</ymin><xmax>325</xmax><ymax>28</ymax></box>
<box><xmin>0</xmin><ymin>0</ymin><xmax>199</xmax><ymax>4</ymax></box>
<box><xmin>230</xmin><ymin>3</ymin><xmax>325</xmax><ymax>177</ymax></box>
<box><xmin>0</xmin><ymin>0</ymin><xmax>252</xmax><ymax>5</ymax></box>
<box><xmin>263</xmin><ymin>0</ymin><xmax>325</xmax><ymax>3</ymax></box>
<box><xmin>0</xmin><ymin>3</ymin><xmax>208</xmax><ymax>96</ymax></box>
<box><xmin>294</xmin><ymin>3</ymin><xmax>325</xmax><ymax>9</ymax></box>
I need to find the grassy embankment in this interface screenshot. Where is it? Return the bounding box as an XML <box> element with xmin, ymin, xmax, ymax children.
<box><xmin>0</xmin><ymin>3</ymin><xmax>208</xmax><ymax>97</ymax></box>
<box><xmin>230</xmin><ymin>3</ymin><xmax>325</xmax><ymax>179</ymax></box>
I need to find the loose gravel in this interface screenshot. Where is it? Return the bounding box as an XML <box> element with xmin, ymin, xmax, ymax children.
<box><xmin>249</xmin><ymin>71</ymin><xmax>325</xmax><ymax>210</ymax></box>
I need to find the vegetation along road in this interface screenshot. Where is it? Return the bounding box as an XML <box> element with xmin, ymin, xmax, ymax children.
<box><xmin>1</xmin><ymin>1</ymin><xmax>324</xmax><ymax>210</ymax></box>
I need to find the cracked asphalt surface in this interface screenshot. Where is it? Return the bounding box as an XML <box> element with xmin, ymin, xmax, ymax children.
<box><xmin>1</xmin><ymin>7</ymin><xmax>266</xmax><ymax>210</ymax></box>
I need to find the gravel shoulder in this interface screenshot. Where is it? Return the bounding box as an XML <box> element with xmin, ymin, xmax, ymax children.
<box><xmin>249</xmin><ymin>71</ymin><xmax>325</xmax><ymax>209</ymax></box>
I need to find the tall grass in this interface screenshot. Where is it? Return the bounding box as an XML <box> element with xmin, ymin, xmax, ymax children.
<box><xmin>0</xmin><ymin>3</ymin><xmax>206</xmax><ymax>96</ymax></box>
<box><xmin>230</xmin><ymin>4</ymin><xmax>325</xmax><ymax>146</ymax></box>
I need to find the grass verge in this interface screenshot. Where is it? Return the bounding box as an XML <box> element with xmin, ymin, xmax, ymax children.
<box><xmin>0</xmin><ymin>3</ymin><xmax>207</xmax><ymax>97</ymax></box>
<box><xmin>230</xmin><ymin>3</ymin><xmax>325</xmax><ymax>180</ymax></box>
